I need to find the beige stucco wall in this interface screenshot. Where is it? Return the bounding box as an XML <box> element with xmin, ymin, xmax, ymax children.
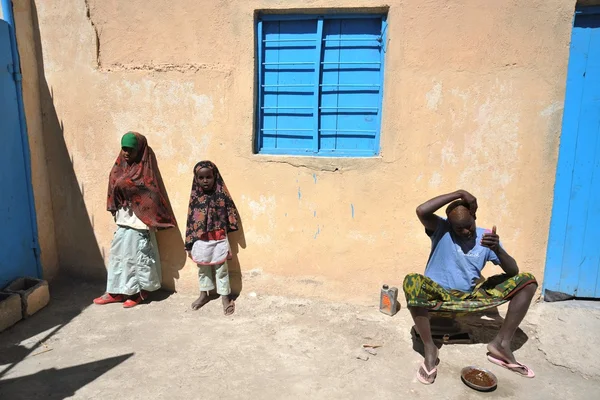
<box><xmin>21</xmin><ymin>0</ymin><xmax>576</xmax><ymax>303</ymax></box>
<box><xmin>5</xmin><ymin>1</ymin><xmax>59</xmax><ymax>280</ymax></box>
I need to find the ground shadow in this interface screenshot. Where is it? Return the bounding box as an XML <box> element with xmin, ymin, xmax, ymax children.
<box><xmin>411</xmin><ymin>328</ymin><xmax>443</xmax><ymax>357</ymax></box>
<box><xmin>459</xmin><ymin>309</ymin><xmax>529</xmax><ymax>349</ymax></box>
<box><xmin>0</xmin><ymin>353</ymin><xmax>133</xmax><ymax>400</ymax></box>
<box><xmin>410</xmin><ymin>308</ymin><xmax>529</xmax><ymax>358</ymax></box>
<box><xmin>0</xmin><ymin>276</ymin><xmax>104</xmax><ymax>378</ymax></box>
<box><xmin>144</xmin><ymin>288</ymin><xmax>173</xmax><ymax>304</ymax></box>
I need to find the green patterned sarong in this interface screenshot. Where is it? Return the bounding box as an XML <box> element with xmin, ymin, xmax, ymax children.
<box><xmin>403</xmin><ymin>272</ymin><xmax>537</xmax><ymax>313</ymax></box>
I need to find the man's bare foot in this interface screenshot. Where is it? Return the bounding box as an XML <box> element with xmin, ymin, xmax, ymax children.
<box><xmin>487</xmin><ymin>338</ymin><xmax>517</xmax><ymax>365</ymax></box>
<box><xmin>191</xmin><ymin>292</ymin><xmax>210</xmax><ymax>310</ymax></box>
<box><xmin>487</xmin><ymin>339</ymin><xmax>535</xmax><ymax>377</ymax></box>
<box><xmin>222</xmin><ymin>295</ymin><xmax>235</xmax><ymax>316</ymax></box>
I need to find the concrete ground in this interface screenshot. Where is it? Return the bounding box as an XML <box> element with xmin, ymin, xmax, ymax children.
<box><xmin>0</xmin><ymin>276</ymin><xmax>599</xmax><ymax>400</ymax></box>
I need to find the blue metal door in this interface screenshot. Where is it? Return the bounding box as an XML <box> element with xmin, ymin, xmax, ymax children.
<box><xmin>544</xmin><ymin>8</ymin><xmax>600</xmax><ymax>298</ymax></box>
<box><xmin>0</xmin><ymin>19</ymin><xmax>39</xmax><ymax>287</ymax></box>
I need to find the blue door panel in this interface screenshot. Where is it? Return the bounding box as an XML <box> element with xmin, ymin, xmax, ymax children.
<box><xmin>0</xmin><ymin>19</ymin><xmax>39</xmax><ymax>287</ymax></box>
<box><xmin>544</xmin><ymin>10</ymin><xmax>600</xmax><ymax>298</ymax></box>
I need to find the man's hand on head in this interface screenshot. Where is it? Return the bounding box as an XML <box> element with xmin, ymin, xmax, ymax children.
<box><xmin>457</xmin><ymin>190</ymin><xmax>478</xmax><ymax>217</ymax></box>
<box><xmin>417</xmin><ymin>190</ymin><xmax>479</xmax><ymax>233</ymax></box>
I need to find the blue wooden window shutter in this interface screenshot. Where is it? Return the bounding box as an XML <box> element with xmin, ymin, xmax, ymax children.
<box><xmin>256</xmin><ymin>14</ymin><xmax>387</xmax><ymax>157</ymax></box>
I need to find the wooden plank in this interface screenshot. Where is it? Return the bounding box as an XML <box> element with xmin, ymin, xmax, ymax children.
<box><xmin>260</xmin><ymin>21</ymin><xmax>278</xmax><ymax>151</ymax></box>
<box><xmin>577</xmin><ymin>118</ymin><xmax>600</xmax><ymax>297</ymax></box>
<box><xmin>335</xmin><ymin>17</ymin><xmax>381</xmax><ymax>154</ymax></box>
<box><xmin>576</xmin><ymin>22</ymin><xmax>600</xmax><ymax>297</ymax></box>
<box><xmin>275</xmin><ymin>19</ymin><xmax>318</xmax><ymax>152</ymax></box>
<box><xmin>311</xmin><ymin>18</ymin><xmax>324</xmax><ymax>153</ymax></box>
<box><xmin>0</xmin><ymin>21</ymin><xmax>39</xmax><ymax>286</ymax></box>
<box><xmin>319</xmin><ymin>19</ymin><xmax>341</xmax><ymax>151</ymax></box>
<box><xmin>559</xmin><ymin>16</ymin><xmax>600</xmax><ymax>295</ymax></box>
<box><xmin>544</xmin><ymin>19</ymin><xmax>591</xmax><ymax>294</ymax></box>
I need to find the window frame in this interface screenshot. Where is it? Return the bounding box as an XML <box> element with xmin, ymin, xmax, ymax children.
<box><xmin>255</xmin><ymin>13</ymin><xmax>388</xmax><ymax>157</ymax></box>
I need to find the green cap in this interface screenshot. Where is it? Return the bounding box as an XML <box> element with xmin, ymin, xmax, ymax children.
<box><xmin>121</xmin><ymin>132</ymin><xmax>138</xmax><ymax>149</ymax></box>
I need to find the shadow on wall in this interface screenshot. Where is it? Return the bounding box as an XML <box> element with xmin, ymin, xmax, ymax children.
<box><xmin>31</xmin><ymin>0</ymin><xmax>104</xmax><ymax>281</ymax></box>
<box><xmin>29</xmin><ymin>0</ymin><xmax>186</xmax><ymax>289</ymax></box>
<box><xmin>228</xmin><ymin>218</ymin><xmax>247</xmax><ymax>298</ymax></box>
<box><xmin>152</xmin><ymin>154</ymin><xmax>186</xmax><ymax>291</ymax></box>
<box><xmin>156</xmin><ymin>227</ymin><xmax>186</xmax><ymax>291</ymax></box>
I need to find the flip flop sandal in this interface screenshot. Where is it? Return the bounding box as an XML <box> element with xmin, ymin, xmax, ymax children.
<box><xmin>487</xmin><ymin>354</ymin><xmax>535</xmax><ymax>378</ymax></box>
<box><xmin>416</xmin><ymin>362</ymin><xmax>437</xmax><ymax>385</ymax></box>
<box><xmin>224</xmin><ymin>300</ymin><xmax>235</xmax><ymax>316</ymax></box>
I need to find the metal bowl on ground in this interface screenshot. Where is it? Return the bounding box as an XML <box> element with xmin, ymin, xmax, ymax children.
<box><xmin>461</xmin><ymin>366</ymin><xmax>498</xmax><ymax>392</ymax></box>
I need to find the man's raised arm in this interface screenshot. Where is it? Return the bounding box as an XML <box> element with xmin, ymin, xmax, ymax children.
<box><xmin>416</xmin><ymin>190</ymin><xmax>478</xmax><ymax>232</ymax></box>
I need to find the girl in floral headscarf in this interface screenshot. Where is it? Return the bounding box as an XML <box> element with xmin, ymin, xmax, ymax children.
<box><xmin>94</xmin><ymin>132</ymin><xmax>175</xmax><ymax>308</ymax></box>
<box><xmin>185</xmin><ymin>161</ymin><xmax>239</xmax><ymax>315</ymax></box>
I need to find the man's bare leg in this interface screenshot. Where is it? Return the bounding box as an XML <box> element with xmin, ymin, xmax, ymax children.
<box><xmin>409</xmin><ymin>306</ymin><xmax>439</xmax><ymax>382</ymax></box>
<box><xmin>487</xmin><ymin>283</ymin><xmax>537</xmax><ymax>365</ymax></box>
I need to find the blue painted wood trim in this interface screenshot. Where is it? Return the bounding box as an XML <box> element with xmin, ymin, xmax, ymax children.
<box><xmin>311</xmin><ymin>18</ymin><xmax>324</xmax><ymax>153</ymax></box>
<box><xmin>375</xmin><ymin>16</ymin><xmax>388</xmax><ymax>156</ymax></box>
<box><xmin>255</xmin><ymin>19</ymin><xmax>263</xmax><ymax>153</ymax></box>
<box><xmin>259</xmin><ymin>13</ymin><xmax>387</xmax><ymax>21</ymax></box>
<box><xmin>258</xmin><ymin>148</ymin><xmax>378</xmax><ymax>157</ymax></box>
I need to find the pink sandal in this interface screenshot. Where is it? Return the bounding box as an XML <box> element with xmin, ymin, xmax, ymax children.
<box><xmin>416</xmin><ymin>362</ymin><xmax>437</xmax><ymax>385</ymax></box>
<box><xmin>487</xmin><ymin>354</ymin><xmax>535</xmax><ymax>378</ymax></box>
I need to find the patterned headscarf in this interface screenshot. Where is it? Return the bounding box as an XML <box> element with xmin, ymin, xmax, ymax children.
<box><xmin>185</xmin><ymin>161</ymin><xmax>240</xmax><ymax>250</ymax></box>
<box><xmin>107</xmin><ymin>132</ymin><xmax>176</xmax><ymax>229</ymax></box>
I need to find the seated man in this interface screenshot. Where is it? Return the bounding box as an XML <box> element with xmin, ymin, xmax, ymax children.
<box><xmin>404</xmin><ymin>190</ymin><xmax>537</xmax><ymax>384</ymax></box>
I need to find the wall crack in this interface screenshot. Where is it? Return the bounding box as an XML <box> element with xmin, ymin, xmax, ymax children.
<box><xmin>84</xmin><ymin>0</ymin><xmax>101</xmax><ymax>68</ymax></box>
<box><xmin>100</xmin><ymin>62</ymin><xmax>233</xmax><ymax>74</ymax></box>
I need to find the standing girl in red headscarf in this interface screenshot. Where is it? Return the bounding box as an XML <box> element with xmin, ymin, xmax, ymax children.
<box><xmin>94</xmin><ymin>132</ymin><xmax>176</xmax><ymax>308</ymax></box>
<box><xmin>185</xmin><ymin>161</ymin><xmax>240</xmax><ymax>315</ymax></box>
